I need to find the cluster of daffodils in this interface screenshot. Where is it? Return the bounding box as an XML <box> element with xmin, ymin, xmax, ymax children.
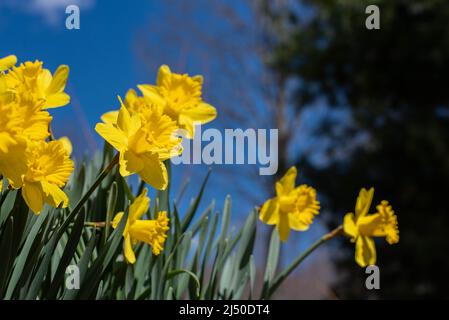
<box><xmin>260</xmin><ymin>167</ymin><xmax>399</xmax><ymax>267</ymax></box>
<box><xmin>0</xmin><ymin>55</ymin><xmax>73</xmax><ymax>214</ymax></box>
<box><xmin>0</xmin><ymin>54</ymin><xmax>398</xmax><ymax>269</ymax></box>
<box><xmin>96</xmin><ymin>65</ymin><xmax>217</xmax><ymax>190</ymax></box>
<box><xmin>96</xmin><ymin>65</ymin><xmax>216</xmax><ymax>262</ymax></box>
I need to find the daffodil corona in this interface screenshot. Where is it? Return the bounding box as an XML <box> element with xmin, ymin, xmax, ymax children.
<box><xmin>111</xmin><ymin>188</ymin><xmax>169</xmax><ymax>264</ymax></box>
<box><xmin>260</xmin><ymin>166</ymin><xmax>320</xmax><ymax>241</ymax></box>
<box><xmin>343</xmin><ymin>188</ymin><xmax>399</xmax><ymax>267</ymax></box>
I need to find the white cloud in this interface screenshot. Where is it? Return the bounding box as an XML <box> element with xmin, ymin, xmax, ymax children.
<box><xmin>1</xmin><ymin>0</ymin><xmax>95</xmax><ymax>25</ymax></box>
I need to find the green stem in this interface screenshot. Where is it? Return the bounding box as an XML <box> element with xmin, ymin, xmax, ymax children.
<box><xmin>266</xmin><ymin>225</ymin><xmax>343</xmax><ymax>299</ymax></box>
<box><xmin>57</xmin><ymin>153</ymin><xmax>119</xmax><ymax>234</ymax></box>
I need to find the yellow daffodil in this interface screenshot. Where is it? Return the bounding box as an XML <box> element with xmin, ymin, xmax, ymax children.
<box><xmin>0</xmin><ymin>94</ymin><xmax>52</xmax><ymax>153</ymax></box>
<box><xmin>4</xmin><ymin>60</ymin><xmax>70</xmax><ymax>109</ymax></box>
<box><xmin>111</xmin><ymin>188</ymin><xmax>169</xmax><ymax>264</ymax></box>
<box><xmin>95</xmin><ymin>98</ymin><xmax>182</xmax><ymax>190</ymax></box>
<box><xmin>138</xmin><ymin>65</ymin><xmax>217</xmax><ymax>138</ymax></box>
<box><xmin>0</xmin><ymin>139</ymin><xmax>74</xmax><ymax>214</ymax></box>
<box><xmin>343</xmin><ymin>188</ymin><xmax>399</xmax><ymax>267</ymax></box>
<box><xmin>259</xmin><ymin>166</ymin><xmax>320</xmax><ymax>241</ymax></box>
<box><xmin>0</xmin><ymin>55</ymin><xmax>17</xmax><ymax>72</ymax></box>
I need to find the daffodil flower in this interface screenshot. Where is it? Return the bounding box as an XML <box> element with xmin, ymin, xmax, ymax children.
<box><xmin>260</xmin><ymin>166</ymin><xmax>320</xmax><ymax>241</ymax></box>
<box><xmin>0</xmin><ymin>139</ymin><xmax>74</xmax><ymax>214</ymax></box>
<box><xmin>111</xmin><ymin>188</ymin><xmax>169</xmax><ymax>264</ymax></box>
<box><xmin>138</xmin><ymin>65</ymin><xmax>217</xmax><ymax>139</ymax></box>
<box><xmin>95</xmin><ymin>98</ymin><xmax>182</xmax><ymax>190</ymax></box>
<box><xmin>5</xmin><ymin>60</ymin><xmax>70</xmax><ymax>109</ymax></box>
<box><xmin>343</xmin><ymin>188</ymin><xmax>399</xmax><ymax>267</ymax></box>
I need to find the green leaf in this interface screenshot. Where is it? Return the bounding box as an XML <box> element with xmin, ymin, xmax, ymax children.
<box><xmin>77</xmin><ymin>207</ymin><xmax>129</xmax><ymax>299</ymax></box>
<box><xmin>181</xmin><ymin>169</ymin><xmax>211</xmax><ymax>232</ymax></box>
<box><xmin>103</xmin><ymin>182</ymin><xmax>117</xmax><ymax>245</ymax></box>
<box><xmin>261</xmin><ymin>228</ymin><xmax>280</xmax><ymax>298</ymax></box>
<box><xmin>235</xmin><ymin>209</ymin><xmax>257</xmax><ymax>269</ymax></box>
<box><xmin>167</xmin><ymin>269</ymin><xmax>200</xmax><ymax>298</ymax></box>
<box><xmin>63</xmin><ymin>232</ymin><xmax>98</xmax><ymax>300</ymax></box>
<box><xmin>0</xmin><ymin>217</ymin><xmax>14</xmax><ymax>296</ymax></box>
<box><xmin>4</xmin><ymin>211</ymin><xmax>49</xmax><ymax>299</ymax></box>
<box><xmin>47</xmin><ymin>210</ymin><xmax>86</xmax><ymax>299</ymax></box>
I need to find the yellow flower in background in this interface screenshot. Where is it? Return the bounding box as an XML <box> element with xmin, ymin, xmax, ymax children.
<box><xmin>96</xmin><ymin>98</ymin><xmax>182</xmax><ymax>190</ymax></box>
<box><xmin>0</xmin><ymin>139</ymin><xmax>74</xmax><ymax>214</ymax></box>
<box><xmin>111</xmin><ymin>188</ymin><xmax>169</xmax><ymax>264</ymax></box>
<box><xmin>0</xmin><ymin>55</ymin><xmax>17</xmax><ymax>72</ymax></box>
<box><xmin>343</xmin><ymin>188</ymin><xmax>399</xmax><ymax>267</ymax></box>
<box><xmin>260</xmin><ymin>166</ymin><xmax>320</xmax><ymax>241</ymax></box>
<box><xmin>138</xmin><ymin>65</ymin><xmax>217</xmax><ymax>138</ymax></box>
<box><xmin>4</xmin><ymin>60</ymin><xmax>70</xmax><ymax>109</ymax></box>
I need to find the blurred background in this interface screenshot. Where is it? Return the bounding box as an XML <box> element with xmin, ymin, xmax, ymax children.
<box><xmin>1</xmin><ymin>0</ymin><xmax>448</xmax><ymax>299</ymax></box>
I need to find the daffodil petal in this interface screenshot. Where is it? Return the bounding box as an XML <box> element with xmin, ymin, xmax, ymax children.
<box><xmin>343</xmin><ymin>212</ymin><xmax>358</xmax><ymax>239</ymax></box>
<box><xmin>137</xmin><ymin>84</ymin><xmax>166</xmax><ymax>106</ymax></box>
<box><xmin>288</xmin><ymin>212</ymin><xmax>310</xmax><ymax>231</ymax></box>
<box><xmin>355</xmin><ymin>236</ymin><xmax>376</xmax><ymax>267</ymax></box>
<box><xmin>156</xmin><ymin>64</ymin><xmax>171</xmax><ymax>87</ymax></box>
<box><xmin>47</xmin><ymin>65</ymin><xmax>69</xmax><ymax>94</ymax></box>
<box><xmin>138</xmin><ymin>154</ymin><xmax>168</xmax><ymax>190</ymax></box>
<box><xmin>355</xmin><ymin>187</ymin><xmax>374</xmax><ymax>218</ymax></box>
<box><xmin>278</xmin><ymin>166</ymin><xmax>297</xmax><ymax>195</ymax></box>
<box><xmin>58</xmin><ymin>136</ymin><xmax>73</xmax><ymax>156</ymax></box>
<box><xmin>41</xmin><ymin>180</ymin><xmax>69</xmax><ymax>209</ymax></box>
<box><xmin>180</xmin><ymin>102</ymin><xmax>217</xmax><ymax>125</ymax></box>
<box><xmin>129</xmin><ymin>188</ymin><xmax>150</xmax><ymax>222</ymax></box>
<box><xmin>22</xmin><ymin>182</ymin><xmax>44</xmax><ymax>214</ymax></box>
<box><xmin>124</xmin><ymin>234</ymin><xmax>136</xmax><ymax>264</ymax></box>
<box><xmin>119</xmin><ymin>150</ymin><xmax>144</xmax><ymax>177</ymax></box>
<box><xmin>45</xmin><ymin>92</ymin><xmax>70</xmax><ymax>108</ymax></box>
<box><xmin>259</xmin><ymin>198</ymin><xmax>279</xmax><ymax>225</ymax></box>
<box><xmin>95</xmin><ymin>123</ymin><xmax>127</xmax><ymax>151</ymax></box>
<box><xmin>111</xmin><ymin>212</ymin><xmax>124</xmax><ymax>229</ymax></box>
<box><xmin>101</xmin><ymin>110</ymin><xmax>119</xmax><ymax>124</ymax></box>
<box><xmin>277</xmin><ymin>213</ymin><xmax>290</xmax><ymax>242</ymax></box>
